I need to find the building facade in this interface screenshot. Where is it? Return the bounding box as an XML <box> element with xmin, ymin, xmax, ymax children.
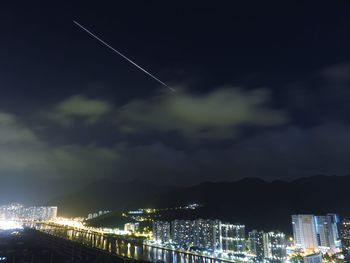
<box><xmin>152</xmin><ymin>221</ymin><xmax>171</xmax><ymax>243</ymax></box>
<box><xmin>263</xmin><ymin>231</ymin><xmax>287</xmax><ymax>262</ymax></box>
<box><xmin>249</xmin><ymin>230</ymin><xmax>265</xmax><ymax>261</ymax></box>
<box><xmin>314</xmin><ymin>214</ymin><xmax>342</xmax><ymax>254</ymax></box>
<box><xmin>292</xmin><ymin>214</ymin><xmax>318</xmax><ymax>253</ymax></box>
<box><xmin>221</xmin><ymin>223</ymin><xmax>246</xmax><ymax>253</ymax></box>
<box><xmin>292</xmin><ymin>214</ymin><xmax>342</xmax><ymax>255</ymax></box>
<box><xmin>0</xmin><ymin>204</ymin><xmax>57</xmax><ymax>221</ymax></box>
<box><xmin>153</xmin><ymin>219</ymin><xmax>246</xmax><ymax>253</ymax></box>
<box><xmin>172</xmin><ymin>220</ymin><xmax>195</xmax><ymax>248</ymax></box>
<box><xmin>194</xmin><ymin>219</ymin><xmax>221</xmax><ymax>251</ymax></box>
<box><xmin>340</xmin><ymin>219</ymin><xmax>350</xmax><ymax>250</ymax></box>
<box><xmin>125</xmin><ymin>222</ymin><xmax>140</xmax><ymax>233</ymax></box>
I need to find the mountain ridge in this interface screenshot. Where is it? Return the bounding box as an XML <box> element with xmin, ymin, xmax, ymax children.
<box><xmin>51</xmin><ymin>174</ymin><xmax>350</xmax><ymax>233</ymax></box>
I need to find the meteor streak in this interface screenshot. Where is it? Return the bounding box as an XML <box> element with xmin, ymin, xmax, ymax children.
<box><xmin>73</xmin><ymin>21</ymin><xmax>175</xmax><ymax>92</ymax></box>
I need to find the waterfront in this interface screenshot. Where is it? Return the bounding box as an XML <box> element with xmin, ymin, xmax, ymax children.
<box><xmin>34</xmin><ymin>223</ymin><xmax>235</xmax><ymax>263</ymax></box>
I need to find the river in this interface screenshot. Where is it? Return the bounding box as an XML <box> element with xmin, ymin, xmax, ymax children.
<box><xmin>33</xmin><ymin>223</ymin><xmax>237</xmax><ymax>263</ymax></box>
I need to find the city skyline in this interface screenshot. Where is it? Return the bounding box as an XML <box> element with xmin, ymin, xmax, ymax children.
<box><xmin>0</xmin><ymin>200</ymin><xmax>348</xmax><ymax>262</ymax></box>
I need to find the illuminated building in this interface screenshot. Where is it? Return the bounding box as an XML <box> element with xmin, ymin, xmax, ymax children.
<box><xmin>128</xmin><ymin>209</ymin><xmax>143</xmax><ymax>215</ymax></box>
<box><xmin>46</xmin><ymin>206</ymin><xmax>58</xmax><ymax>220</ymax></box>
<box><xmin>124</xmin><ymin>222</ymin><xmax>140</xmax><ymax>233</ymax></box>
<box><xmin>152</xmin><ymin>218</ymin><xmax>247</xmax><ymax>253</ymax></box>
<box><xmin>87</xmin><ymin>210</ymin><xmax>109</xmax><ymax>219</ymax></box>
<box><xmin>248</xmin><ymin>230</ymin><xmax>265</xmax><ymax>261</ymax></box>
<box><xmin>292</xmin><ymin>214</ymin><xmax>342</xmax><ymax>255</ymax></box>
<box><xmin>340</xmin><ymin>219</ymin><xmax>350</xmax><ymax>250</ymax></box>
<box><xmin>170</xmin><ymin>219</ymin><xmax>224</xmax><ymax>250</ymax></box>
<box><xmin>0</xmin><ymin>203</ymin><xmax>23</xmax><ymax>220</ymax></box>
<box><xmin>160</xmin><ymin>219</ymin><xmax>246</xmax><ymax>252</ymax></box>
<box><xmin>153</xmin><ymin>221</ymin><xmax>170</xmax><ymax>243</ymax></box>
<box><xmin>263</xmin><ymin>231</ymin><xmax>287</xmax><ymax>262</ymax></box>
<box><xmin>304</xmin><ymin>253</ymin><xmax>323</xmax><ymax>263</ymax></box>
<box><xmin>194</xmin><ymin>219</ymin><xmax>221</xmax><ymax>251</ymax></box>
<box><xmin>152</xmin><ymin>221</ymin><xmax>171</xmax><ymax>243</ymax></box>
<box><xmin>221</xmin><ymin>223</ymin><xmax>246</xmax><ymax>253</ymax></box>
<box><xmin>314</xmin><ymin>214</ymin><xmax>342</xmax><ymax>254</ymax></box>
<box><xmin>0</xmin><ymin>204</ymin><xmax>57</xmax><ymax>221</ymax></box>
<box><xmin>292</xmin><ymin>215</ymin><xmax>318</xmax><ymax>253</ymax></box>
<box><xmin>171</xmin><ymin>220</ymin><xmax>195</xmax><ymax>248</ymax></box>
<box><xmin>30</xmin><ymin>206</ymin><xmax>58</xmax><ymax>221</ymax></box>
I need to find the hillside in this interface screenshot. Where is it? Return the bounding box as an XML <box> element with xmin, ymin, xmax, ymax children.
<box><xmin>49</xmin><ymin>179</ymin><xmax>175</xmax><ymax>217</ymax></box>
<box><xmin>152</xmin><ymin>175</ymin><xmax>350</xmax><ymax>233</ymax></box>
<box><xmin>51</xmin><ymin>175</ymin><xmax>350</xmax><ymax>234</ymax></box>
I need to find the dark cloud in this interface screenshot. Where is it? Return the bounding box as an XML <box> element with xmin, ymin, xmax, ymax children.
<box><xmin>0</xmin><ymin>85</ymin><xmax>291</xmax><ymax>185</ymax></box>
<box><xmin>117</xmin><ymin>87</ymin><xmax>288</xmax><ymax>139</ymax></box>
<box><xmin>110</xmin><ymin>123</ymin><xmax>350</xmax><ymax>183</ymax></box>
<box><xmin>2</xmin><ymin>66</ymin><xmax>350</xmax><ymax>186</ymax></box>
<box><xmin>45</xmin><ymin>95</ymin><xmax>113</xmax><ymax>126</ymax></box>
<box><xmin>226</xmin><ymin>123</ymin><xmax>350</xmax><ymax>179</ymax></box>
<box><xmin>0</xmin><ymin>110</ymin><xmax>119</xmax><ymax>180</ymax></box>
<box><xmin>281</xmin><ymin>63</ymin><xmax>350</xmax><ymax>126</ymax></box>
<box><xmin>322</xmin><ymin>63</ymin><xmax>350</xmax><ymax>83</ymax></box>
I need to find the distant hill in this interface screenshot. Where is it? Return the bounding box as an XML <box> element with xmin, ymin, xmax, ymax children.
<box><xmin>152</xmin><ymin>175</ymin><xmax>350</xmax><ymax>233</ymax></box>
<box><xmin>51</xmin><ymin>175</ymin><xmax>350</xmax><ymax>234</ymax></box>
<box><xmin>50</xmin><ymin>179</ymin><xmax>175</xmax><ymax>217</ymax></box>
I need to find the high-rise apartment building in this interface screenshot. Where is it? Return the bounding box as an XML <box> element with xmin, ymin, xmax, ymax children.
<box><xmin>315</xmin><ymin>214</ymin><xmax>341</xmax><ymax>254</ymax></box>
<box><xmin>194</xmin><ymin>219</ymin><xmax>221</xmax><ymax>251</ymax></box>
<box><xmin>340</xmin><ymin>219</ymin><xmax>350</xmax><ymax>250</ymax></box>
<box><xmin>263</xmin><ymin>231</ymin><xmax>287</xmax><ymax>262</ymax></box>
<box><xmin>172</xmin><ymin>220</ymin><xmax>195</xmax><ymax>248</ymax></box>
<box><xmin>46</xmin><ymin>206</ymin><xmax>58</xmax><ymax>220</ymax></box>
<box><xmin>221</xmin><ymin>223</ymin><xmax>246</xmax><ymax>253</ymax></box>
<box><xmin>152</xmin><ymin>221</ymin><xmax>171</xmax><ymax>243</ymax></box>
<box><xmin>0</xmin><ymin>204</ymin><xmax>57</xmax><ymax>221</ymax></box>
<box><xmin>292</xmin><ymin>214</ymin><xmax>342</xmax><ymax>255</ymax></box>
<box><xmin>153</xmin><ymin>219</ymin><xmax>246</xmax><ymax>253</ymax></box>
<box><xmin>292</xmin><ymin>215</ymin><xmax>319</xmax><ymax>253</ymax></box>
<box><xmin>249</xmin><ymin>230</ymin><xmax>265</xmax><ymax>261</ymax></box>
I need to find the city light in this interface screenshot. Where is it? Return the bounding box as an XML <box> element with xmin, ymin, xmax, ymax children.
<box><xmin>0</xmin><ymin>220</ymin><xmax>23</xmax><ymax>230</ymax></box>
<box><xmin>54</xmin><ymin>217</ymin><xmax>84</xmax><ymax>228</ymax></box>
<box><xmin>0</xmin><ymin>203</ymin><xmax>57</xmax><ymax>221</ymax></box>
<box><xmin>0</xmin><ymin>202</ymin><xmax>346</xmax><ymax>262</ymax></box>
<box><xmin>6</xmin><ymin>203</ymin><xmax>346</xmax><ymax>263</ymax></box>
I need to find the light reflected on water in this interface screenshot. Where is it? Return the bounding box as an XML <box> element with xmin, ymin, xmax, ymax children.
<box><xmin>35</xmin><ymin>224</ymin><xmax>235</xmax><ymax>263</ymax></box>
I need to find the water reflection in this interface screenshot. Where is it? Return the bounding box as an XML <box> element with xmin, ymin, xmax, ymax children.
<box><xmin>34</xmin><ymin>224</ymin><xmax>234</xmax><ymax>263</ymax></box>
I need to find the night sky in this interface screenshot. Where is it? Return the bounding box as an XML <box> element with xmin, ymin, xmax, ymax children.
<box><xmin>1</xmin><ymin>1</ymin><xmax>350</xmax><ymax>202</ymax></box>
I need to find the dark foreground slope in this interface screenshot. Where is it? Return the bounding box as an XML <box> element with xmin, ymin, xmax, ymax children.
<box><xmin>1</xmin><ymin>228</ymin><xmax>145</xmax><ymax>263</ymax></box>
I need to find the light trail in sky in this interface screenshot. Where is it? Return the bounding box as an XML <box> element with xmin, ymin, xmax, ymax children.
<box><xmin>73</xmin><ymin>21</ymin><xmax>175</xmax><ymax>92</ymax></box>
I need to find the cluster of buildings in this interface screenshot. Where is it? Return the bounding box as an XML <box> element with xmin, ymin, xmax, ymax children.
<box><xmin>0</xmin><ymin>203</ymin><xmax>57</xmax><ymax>221</ymax></box>
<box><xmin>151</xmin><ymin>213</ymin><xmax>345</xmax><ymax>262</ymax></box>
<box><xmin>166</xmin><ymin>219</ymin><xmax>245</xmax><ymax>252</ymax></box>
<box><xmin>123</xmin><ymin>208</ymin><xmax>158</xmax><ymax>222</ymax></box>
<box><xmin>152</xmin><ymin>219</ymin><xmax>287</xmax><ymax>262</ymax></box>
<box><xmin>87</xmin><ymin>210</ymin><xmax>110</xmax><ymax>220</ymax></box>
